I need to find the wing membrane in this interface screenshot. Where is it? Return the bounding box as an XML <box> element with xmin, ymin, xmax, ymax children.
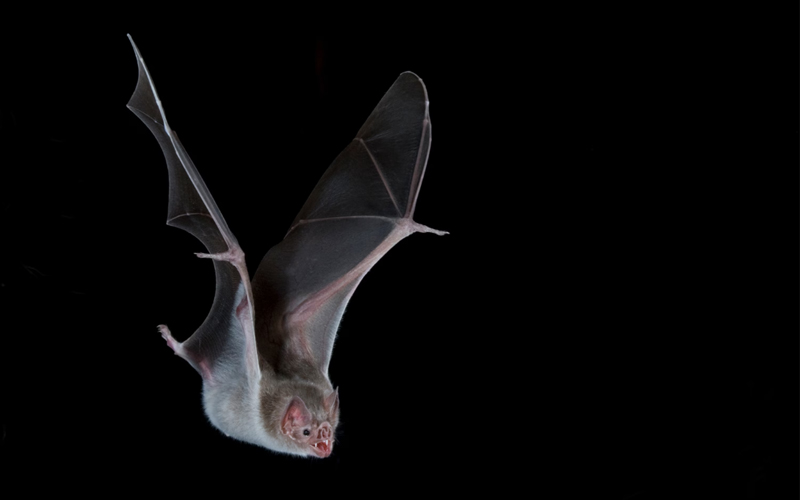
<box><xmin>126</xmin><ymin>35</ymin><xmax>260</xmax><ymax>383</ymax></box>
<box><xmin>253</xmin><ymin>72</ymin><xmax>443</xmax><ymax>376</ymax></box>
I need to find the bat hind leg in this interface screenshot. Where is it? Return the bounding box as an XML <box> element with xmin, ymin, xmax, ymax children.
<box><xmin>158</xmin><ymin>324</ymin><xmax>185</xmax><ymax>355</ymax></box>
<box><xmin>158</xmin><ymin>324</ymin><xmax>212</xmax><ymax>380</ymax></box>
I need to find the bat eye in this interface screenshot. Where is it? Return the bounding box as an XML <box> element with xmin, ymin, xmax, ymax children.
<box><xmin>303</xmin><ymin>429</ymin><xmax>310</xmax><ymax>436</ymax></box>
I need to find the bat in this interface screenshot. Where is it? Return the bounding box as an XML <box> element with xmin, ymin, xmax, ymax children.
<box><xmin>125</xmin><ymin>35</ymin><xmax>446</xmax><ymax>457</ymax></box>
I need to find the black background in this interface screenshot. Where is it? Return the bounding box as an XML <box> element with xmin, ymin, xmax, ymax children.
<box><xmin>1</xmin><ymin>13</ymin><xmax>797</xmax><ymax>496</ymax></box>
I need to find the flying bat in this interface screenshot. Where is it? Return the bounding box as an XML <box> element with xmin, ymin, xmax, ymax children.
<box><xmin>126</xmin><ymin>35</ymin><xmax>446</xmax><ymax>457</ymax></box>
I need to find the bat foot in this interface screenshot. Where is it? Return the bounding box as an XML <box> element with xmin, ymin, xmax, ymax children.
<box><xmin>158</xmin><ymin>325</ymin><xmax>211</xmax><ymax>381</ymax></box>
<box><xmin>158</xmin><ymin>324</ymin><xmax>182</xmax><ymax>354</ymax></box>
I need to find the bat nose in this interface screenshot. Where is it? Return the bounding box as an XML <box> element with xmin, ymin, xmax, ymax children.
<box><xmin>317</xmin><ymin>422</ymin><xmax>332</xmax><ymax>440</ymax></box>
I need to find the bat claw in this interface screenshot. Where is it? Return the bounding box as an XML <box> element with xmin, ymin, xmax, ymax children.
<box><xmin>407</xmin><ymin>220</ymin><xmax>448</xmax><ymax>236</ymax></box>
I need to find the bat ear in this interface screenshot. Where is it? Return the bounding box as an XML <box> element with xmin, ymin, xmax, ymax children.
<box><xmin>323</xmin><ymin>387</ymin><xmax>339</xmax><ymax>416</ymax></box>
<box><xmin>282</xmin><ymin>397</ymin><xmax>312</xmax><ymax>436</ymax></box>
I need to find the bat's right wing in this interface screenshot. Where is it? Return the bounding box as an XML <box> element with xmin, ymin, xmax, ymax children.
<box><xmin>251</xmin><ymin>72</ymin><xmax>446</xmax><ymax>377</ymax></box>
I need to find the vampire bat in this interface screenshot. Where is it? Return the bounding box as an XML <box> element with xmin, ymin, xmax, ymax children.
<box><xmin>125</xmin><ymin>35</ymin><xmax>446</xmax><ymax>457</ymax></box>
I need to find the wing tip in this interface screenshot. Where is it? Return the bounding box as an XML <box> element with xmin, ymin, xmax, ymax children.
<box><xmin>127</xmin><ymin>33</ymin><xmax>140</xmax><ymax>58</ymax></box>
<box><xmin>397</xmin><ymin>71</ymin><xmax>426</xmax><ymax>90</ymax></box>
<box><xmin>399</xmin><ymin>70</ymin><xmax>421</xmax><ymax>79</ymax></box>
<box><xmin>397</xmin><ymin>71</ymin><xmax>425</xmax><ymax>84</ymax></box>
<box><xmin>393</xmin><ymin>71</ymin><xmax>430</xmax><ymax>120</ymax></box>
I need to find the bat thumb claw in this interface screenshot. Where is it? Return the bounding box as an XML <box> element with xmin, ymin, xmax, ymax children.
<box><xmin>411</xmin><ymin>221</ymin><xmax>448</xmax><ymax>236</ymax></box>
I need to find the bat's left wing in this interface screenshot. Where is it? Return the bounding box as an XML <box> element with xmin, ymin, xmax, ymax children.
<box><xmin>126</xmin><ymin>35</ymin><xmax>260</xmax><ymax>385</ymax></box>
<box><xmin>251</xmin><ymin>72</ymin><xmax>446</xmax><ymax>377</ymax></box>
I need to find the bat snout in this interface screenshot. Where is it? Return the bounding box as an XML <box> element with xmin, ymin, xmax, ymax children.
<box><xmin>310</xmin><ymin>422</ymin><xmax>334</xmax><ymax>457</ymax></box>
<box><xmin>317</xmin><ymin>422</ymin><xmax>332</xmax><ymax>440</ymax></box>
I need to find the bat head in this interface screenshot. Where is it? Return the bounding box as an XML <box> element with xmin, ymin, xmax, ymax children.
<box><xmin>278</xmin><ymin>387</ymin><xmax>340</xmax><ymax>458</ymax></box>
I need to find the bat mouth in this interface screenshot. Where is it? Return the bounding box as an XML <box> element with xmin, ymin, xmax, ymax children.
<box><xmin>310</xmin><ymin>439</ymin><xmax>332</xmax><ymax>457</ymax></box>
